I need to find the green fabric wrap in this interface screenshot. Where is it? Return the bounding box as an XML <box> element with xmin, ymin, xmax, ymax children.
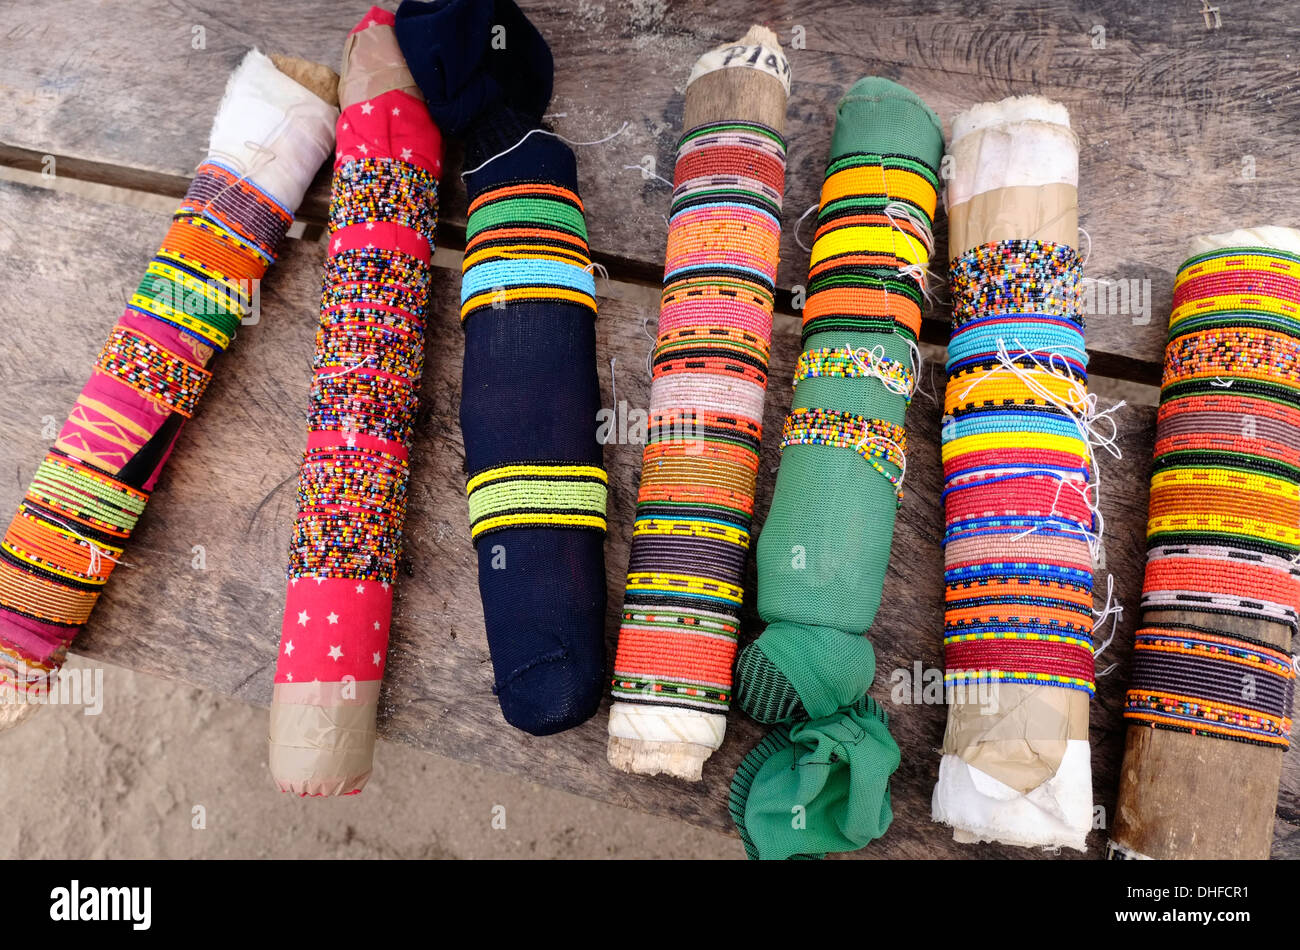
<box><xmin>730</xmin><ymin>77</ymin><xmax>943</xmax><ymax>859</ymax></box>
<box><xmin>729</xmin><ymin>696</ymin><xmax>899</xmax><ymax>860</ymax></box>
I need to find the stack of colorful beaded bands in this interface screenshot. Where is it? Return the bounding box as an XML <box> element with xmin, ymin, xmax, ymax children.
<box><xmin>607</xmin><ymin>26</ymin><xmax>790</xmax><ymax>780</ymax></box>
<box><xmin>943</xmin><ymin>240</ymin><xmax>1096</xmax><ymax>696</ymax></box>
<box><xmin>728</xmin><ymin>78</ymin><xmax>943</xmax><ymax>860</ymax></box>
<box><xmin>931</xmin><ymin>97</ymin><xmax>1096</xmax><ymax>851</ymax></box>
<box><xmin>1110</xmin><ymin>229</ymin><xmax>1300</xmax><ymax>859</ymax></box>
<box><xmin>269</xmin><ymin>8</ymin><xmax>442</xmax><ymax>797</ymax></box>
<box><xmin>0</xmin><ymin>51</ymin><xmax>336</xmax><ymax>726</ymax></box>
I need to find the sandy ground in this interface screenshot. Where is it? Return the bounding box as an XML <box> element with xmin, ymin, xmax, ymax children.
<box><xmin>0</xmin><ymin>656</ymin><xmax>742</xmax><ymax>859</ymax></box>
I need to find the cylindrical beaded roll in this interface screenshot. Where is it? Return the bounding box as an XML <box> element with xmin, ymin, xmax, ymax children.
<box><xmin>0</xmin><ymin>51</ymin><xmax>336</xmax><ymax>727</ymax></box>
<box><xmin>606</xmin><ymin>25</ymin><xmax>791</xmax><ymax>781</ymax></box>
<box><xmin>457</xmin><ymin>123</ymin><xmax>608</xmax><ymax>737</ymax></box>
<box><xmin>728</xmin><ymin>78</ymin><xmax>943</xmax><ymax>860</ymax></box>
<box><xmin>930</xmin><ymin>97</ymin><xmax>1096</xmax><ymax>851</ymax></box>
<box><xmin>268</xmin><ymin>8</ymin><xmax>442</xmax><ymax>797</ymax></box>
<box><xmin>1110</xmin><ymin>228</ymin><xmax>1300</xmax><ymax>859</ymax></box>
<box><xmin>395</xmin><ymin>0</ymin><xmax>609</xmax><ymax>735</ymax></box>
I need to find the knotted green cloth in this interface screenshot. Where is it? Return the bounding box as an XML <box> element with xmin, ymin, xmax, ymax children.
<box><xmin>730</xmin><ymin>696</ymin><xmax>898</xmax><ymax>859</ymax></box>
<box><xmin>729</xmin><ymin>77</ymin><xmax>944</xmax><ymax>859</ymax></box>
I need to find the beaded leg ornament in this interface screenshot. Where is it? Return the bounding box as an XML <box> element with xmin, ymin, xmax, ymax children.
<box><xmin>931</xmin><ymin>96</ymin><xmax>1100</xmax><ymax>852</ymax></box>
<box><xmin>728</xmin><ymin>78</ymin><xmax>943</xmax><ymax>859</ymax></box>
<box><xmin>1110</xmin><ymin>228</ymin><xmax>1300</xmax><ymax>860</ymax></box>
<box><xmin>268</xmin><ymin>8</ymin><xmax>442</xmax><ymax>796</ymax></box>
<box><xmin>0</xmin><ymin>51</ymin><xmax>337</xmax><ymax>728</ymax></box>
<box><xmin>606</xmin><ymin>25</ymin><xmax>791</xmax><ymax>780</ymax></box>
<box><xmin>396</xmin><ymin>0</ymin><xmax>609</xmax><ymax>735</ymax></box>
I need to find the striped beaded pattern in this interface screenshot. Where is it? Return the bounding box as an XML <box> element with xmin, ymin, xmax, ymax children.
<box><xmin>458</xmin><ymin>182</ymin><xmax>606</xmax><ymax>542</ymax></box>
<box><xmin>776</xmin><ymin>152</ymin><xmax>938</xmax><ymax>503</ymax></box>
<box><xmin>0</xmin><ymin>162</ymin><xmax>291</xmax><ymax>690</ymax></box>
<box><xmin>941</xmin><ymin>239</ymin><xmax>1098</xmax><ymax>696</ymax></box>
<box><xmin>460</xmin><ymin>182</ymin><xmax>597</xmax><ymax>323</ymax></box>
<box><xmin>610</xmin><ymin>120</ymin><xmax>786</xmax><ymax>713</ymax></box>
<box><xmin>1123</xmin><ymin>246</ymin><xmax>1300</xmax><ymax>748</ymax></box>
<box><xmin>801</xmin><ymin>154</ymin><xmax>938</xmax><ymax>342</ymax></box>
<box><xmin>466</xmin><ymin>462</ymin><xmax>608</xmax><ymax>540</ymax></box>
<box><xmin>1125</xmin><ymin>626</ymin><xmax>1294</xmax><ymax>746</ymax></box>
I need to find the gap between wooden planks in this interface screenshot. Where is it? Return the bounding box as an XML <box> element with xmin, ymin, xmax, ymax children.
<box><xmin>0</xmin><ymin>140</ymin><xmax>1166</xmax><ymax>388</ymax></box>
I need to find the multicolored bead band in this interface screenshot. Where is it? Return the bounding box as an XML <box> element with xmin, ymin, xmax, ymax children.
<box><xmin>1122</xmin><ymin>244</ymin><xmax>1300</xmax><ymax>750</ymax></box>
<box><xmin>460</xmin><ymin>182</ymin><xmax>597</xmax><ymax>323</ymax></box>
<box><xmin>942</xmin><ymin>239</ymin><xmax>1097</xmax><ymax>697</ymax></box>
<box><xmin>329</xmin><ymin>156</ymin><xmax>438</xmax><ymax>235</ymax></box>
<box><xmin>610</xmin><ymin>119</ymin><xmax>786</xmax><ymax>715</ymax></box>
<box><xmin>780</xmin><ymin>407</ymin><xmax>908</xmax><ymax>501</ymax></box>
<box><xmin>1125</xmin><ymin>626</ymin><xmax>1295</xmax><ymax>746</ymax></box>
<box><xmin>95</xmin><ymin>325</ymin><xmax>212</xmax><ymax>417</ymax></box>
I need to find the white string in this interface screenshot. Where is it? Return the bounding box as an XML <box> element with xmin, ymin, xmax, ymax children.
<box><xmin>793</xmin><ymin>202</ymin><xmax>819</xmax><ymax>254</ymax></box>
<box><xmin>911</xmin><ymin>341</ymin><xmax>937</xmax><ymax>404</ymax></box>
<box><xmin>848</xmin><ymin>344</ymin><xmax>913</xmax><ymax>398</ymax></box>
<box><xmin>463</xmin><ymin>121</ymin><xmax>631</xmax><ymax>178</ymax></box>
<box><xmin>623</xmin><ymin>163</ymin><xmax>675</xmax><ymax>188</ymax></box>
<box><xmin>40</xmin><ymin>512</ymin><xmax>130</xmax><ymax>575</ymax></box>
<box><xmin>884</xmin><ymin>200</ymin><xmax>935</xmax><ymax>255</ymax></box>
<box><xmin>318</xmin><ymin>353</ymin><xmax>376</xmax><ymax>379</ymax></box>
<box><xmin>1079</xmin><ymin>225</ymin><xmax>1092</xmax><ymax>268</ymax></box>
<box><xmin>972</xmin><ymin>338</ymin><xmax>1126</xmax><ymax>562</ymax></box>
<box><xmin>641</xmin><ymin>312</ymin><xmax>657</xmax><ymax>377</ymax></box>
<box><xmin>1210</xmin><ymin>377</ymin><xmax>1234</xmax><ymax>388</ymax></box>
<box><xmin>897</xmin><ymin>261</ymin><xmax>941</xmax><ymax>308</ymax></box>
<box><xmin>609</xmin><ymin>356</ymin><xmax>618</xmax><ymax>410</ymax></box>
<box><xmin>584</xmin><ymin>259</ymin><xmax>611</xmax><ymax>297</ymax></box>
<box><xmin>1092</xmin><ymin>573</ymin><xmax>1123</xmax><ymax>662</ymax></box>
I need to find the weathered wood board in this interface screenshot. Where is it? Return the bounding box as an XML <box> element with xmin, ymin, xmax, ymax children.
<box><xmin>1</xmin><ymin>180</ymin><xmax>1294</xmax><ymax>856</ymax></box>
<box><xmin>4</xmin><ymin>1</ymin><xmax>1298</xmax><ymax>378</ymax></box>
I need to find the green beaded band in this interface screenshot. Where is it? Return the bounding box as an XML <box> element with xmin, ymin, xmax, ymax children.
<box><xmin>466</xmin><ymin>462</ymin><xmax>608</xmax><ymax>542</ymax></box>
<box><xmin>465</xmin><ymin>196</ymin><xmax>588</xmax><ymax>242</ymax></box>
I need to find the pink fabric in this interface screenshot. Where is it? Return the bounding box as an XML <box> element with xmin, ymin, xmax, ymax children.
<box><xmin>277</xmin><ymin>579</ymin><xmax>392</xmax><ymax>683</ymax></box>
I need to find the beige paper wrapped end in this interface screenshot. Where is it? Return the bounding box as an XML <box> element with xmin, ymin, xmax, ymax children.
<box><xmin>268</xmin><ymin>681</ymin><xmax>381</xmax><ymax>797</ymax></box>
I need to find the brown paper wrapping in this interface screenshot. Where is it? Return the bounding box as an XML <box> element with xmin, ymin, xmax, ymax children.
<box><xmin>269</xmin><ymin>681</ymin><xmax>383</xmax><ymax>796</ymax></box>
<box><xmin>339</xmin><ymin>21</ymin><xmax>423</xmax><ymax>109</ymax></box>
<box><xmin>942</xmin><ymin>685</ymin><xmax>1089</xmax><ymax>793</ymax></box>
<box><xmin>947</xmin><ymin>184</ymin><xmax>1078</xmax><ymax>264</ymax></box>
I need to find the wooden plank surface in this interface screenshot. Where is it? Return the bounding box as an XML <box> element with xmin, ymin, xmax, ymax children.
<box><xmin>4</xmin><ymin>1</ymin><xmax>1298</xmax><ymax>378</ymax></box>
<box><xmin>2</xmin><ymin>179</ymin><xmax>1295</xmax><ymax>856</ymax></box>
